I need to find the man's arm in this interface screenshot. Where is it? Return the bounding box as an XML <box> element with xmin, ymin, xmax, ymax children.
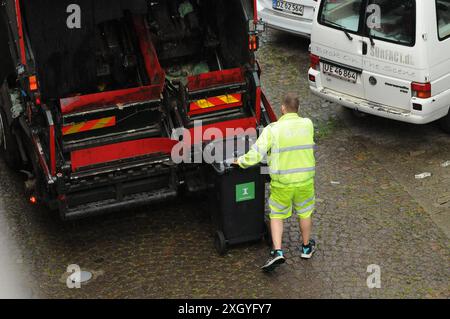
<box><xmin>236</xmin><ymin>126</ymin><xmax>272</xmax><ymax>169</ymax></box>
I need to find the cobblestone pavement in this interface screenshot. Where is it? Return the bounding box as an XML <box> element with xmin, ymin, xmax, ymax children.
<box><xmin>0</xmin><ymin>29</ymin><xmax>449</xmax><ymax>299</ymax></box>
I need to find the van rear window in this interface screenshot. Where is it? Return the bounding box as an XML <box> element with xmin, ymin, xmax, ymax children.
<box><xmin>437</xmin><ymin>0</ymin><xmax>450</xmax><ymax>40</ymax></box>
<box><xmin>318</xmin><ymin>0</ymin><xmax>416</xmax><ymax>47</ymax></box>
<box><xmin>367</xmin><ymin>0</ymin><xmax>416</xmax><ymax>46</ymax></box>
<box><xmin>319</xmin><ymin>0</ymin><xmax>364</xmax><ymax>33</ymax></box>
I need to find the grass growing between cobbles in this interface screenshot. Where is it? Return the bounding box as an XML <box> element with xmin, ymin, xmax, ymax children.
<box><xmin>315</xmin><ymin>118</ymin><xmax>341</xmax><ymax>141</ymax></box>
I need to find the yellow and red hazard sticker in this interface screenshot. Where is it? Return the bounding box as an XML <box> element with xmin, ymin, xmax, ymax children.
<box><xmin>189</xmin><ymin>94</ymin><xmax>242</xmax><ymax>115</ymax></box>
<box><xmin>62</xmin><ymin>116</ymin><xmax>116</xmax><ymax>136</ymax></box>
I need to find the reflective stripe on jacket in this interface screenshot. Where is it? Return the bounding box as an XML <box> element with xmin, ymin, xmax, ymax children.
<box><xmin>238</xmin><ymin>113</ymin><xmax>315</xmax><ymax>187</ymax></box>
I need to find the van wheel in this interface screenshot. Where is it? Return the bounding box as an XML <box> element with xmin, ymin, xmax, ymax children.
<box><xmin>342</xmin><ymin>106</ymin><xmax>367</xmax><ymax>119</ymax></box>
<box><xmin>0</xmin><ymin>107</ymin><xmax>21</xmax><ymax>170</ymax></box>
<box><xmin>352</xmin><ymin>109</ymin><xmax>368</xmax><ymax>118</ymax></box>
<box><xmin>439</xmin><ymin>111</ymin><xmax>450</xmax><ymax>134</ymax></box>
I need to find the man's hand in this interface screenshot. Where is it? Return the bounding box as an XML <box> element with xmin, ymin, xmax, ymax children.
<box><xmin>231</xmin><ymin>159</ymin><xmax>240</xmax><ymax>167</ymax></box>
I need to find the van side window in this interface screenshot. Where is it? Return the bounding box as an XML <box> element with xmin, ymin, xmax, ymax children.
<box><xmin>366</xmin><ymin>0</ymin><xmax>416</xmax><ymax>46</ymax></box>
<box><xmin>318</xmin><ymin>0</ymin><xmax>364</xmax><ymax>33</ymax></box>
<box><xmin>437</xmin><ymin>0</ymin><xmax>450</xmax><ymax>40</ymax></box>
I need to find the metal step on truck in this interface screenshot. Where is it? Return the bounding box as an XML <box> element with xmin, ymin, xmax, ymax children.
<box><xmin>0</xmin><ymin>0</ymin><xmax>277</xmax><ymax>222</ymax></box>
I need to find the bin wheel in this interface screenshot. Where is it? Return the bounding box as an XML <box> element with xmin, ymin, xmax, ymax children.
<box><xmin>263</xmin><ymin>222</ymin><xmax>272</xmax><ymax>247</ymax></box>
<box><xmin>214</xmin><ymin>231</ymin><xmax>227</xmax><ymax>255</ymax></box>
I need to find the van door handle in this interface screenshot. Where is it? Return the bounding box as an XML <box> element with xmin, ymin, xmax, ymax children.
<box><xmin>362</xmin><ymin>41</ymin><xmax>368</xmax><ymax>55</ymax></box>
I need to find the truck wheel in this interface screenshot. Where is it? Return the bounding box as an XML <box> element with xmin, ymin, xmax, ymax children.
<box><xmin>214</xmin><ymin>230</ymin><xmax>227</xmax><ymax>255</ymax></box>
<box><xmin>439</xmin><ymin>111</ymin><xmax>450</xmax><ymax>134</ymax></box>
<box><xmin>0</xmin><ymin>107</ymin><xmax>21</xmax><ymax>170</ymax></box>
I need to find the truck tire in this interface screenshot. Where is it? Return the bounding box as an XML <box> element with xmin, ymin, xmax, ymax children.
<box><xmin>439</xmin><ymin>111</ymin><xmax>450</xmax><ymax>134</ymax></box>
<box><xmin>0</xmin><ymin>107</ymin><xmax>21</xmax><ymax>170</ymax></box>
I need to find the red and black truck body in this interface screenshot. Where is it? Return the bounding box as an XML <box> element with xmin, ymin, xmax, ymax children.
<box><xmin>0</xmin><ymin>0</ymin><xmax>276</xmax><ymax>220</ymax></box>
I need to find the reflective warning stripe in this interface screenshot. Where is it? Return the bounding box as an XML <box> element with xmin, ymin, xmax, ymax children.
<box><xmin>252</xmin><ymin>144</ymin><xmax>268</xmax><ymax>158</ymax></box>
<box><xmin>270</xmin><ymin>167</ymin><xmax>316</xmax><ymax>175</ymax></box>
<box><xmin>190</xmin><ymin>94</ymin><xmax>242</xmax><ymax>111</ymax></box>
<box><xmin>272</xmin><ymin>144</ymin><xmax>316</xmax><ymax>154</ymax></box>
<box><xmin>294</xmin><ymin>197</ymin><xmax>316</xmax><ymax>208</ymax></box>
<box><xmin>270</xmin><ymin>210</ymin><xmax>289</xmax><ymax>216</ymax></box>
<box><xmin>295</xmin><ymin>204</ymin><xmax>315</xmax><ymax>215</ymax></box>
<box><xmin>269</xmin><ymin>199</ymin><xmax>290</xmax><ymax>211</ymax></box>
<box><xmin>62</xmin><ymin>116</ymin><xmax>116</xmax><ymax>136</ymax></box>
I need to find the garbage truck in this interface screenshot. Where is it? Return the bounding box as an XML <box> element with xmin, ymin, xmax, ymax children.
<box><xmin>0</xmin><ymin>0</ymin><xmax>277</xmax><ymax>223</ymax></box>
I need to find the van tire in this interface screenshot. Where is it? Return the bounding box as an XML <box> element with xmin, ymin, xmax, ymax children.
<box><xmin>439</xmin><ymin>111</ymin><xmax>450</xmax><ymax>134</ymax></box>
<box><xmin>352</xmin><ymin>109</ymin><xmax>368</xmax><ymax>118</ymax></box>
<box><xmin>342</xmin><ymin>106</ymin><xmax>368</xmax><ymax>118</ymax></box>
<box><xmin>0</xmin><ymin>106</ymin><xmax>21</xmax><ymax>170</ymax></box>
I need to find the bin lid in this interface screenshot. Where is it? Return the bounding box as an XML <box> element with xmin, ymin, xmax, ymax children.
<box><xmin>206</xmin><ymin>135</ymin><xmax>258</xmax><ymax>174</ymax></box>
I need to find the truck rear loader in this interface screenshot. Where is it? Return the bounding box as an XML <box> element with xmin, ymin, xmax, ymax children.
<box><xmin>0</xmin><ymin>0</ymin><xmax>276</xmax><ymax>221</ymax></box>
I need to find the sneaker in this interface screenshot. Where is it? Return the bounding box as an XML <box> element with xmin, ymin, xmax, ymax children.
<box><xmin>261</xmin><ymin>250</ymin><xmax>286</xmax><ymax>272</ymax></box>
<box><xmin>300</xmin><ymin>239</ymin><xmax>316</xmax><ymax>259</ymax></box>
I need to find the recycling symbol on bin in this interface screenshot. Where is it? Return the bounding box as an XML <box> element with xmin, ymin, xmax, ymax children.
<box><xmin>236</xmin><ymin>182</ymin><xmax>255</xmax><ymax>202</ymax></box>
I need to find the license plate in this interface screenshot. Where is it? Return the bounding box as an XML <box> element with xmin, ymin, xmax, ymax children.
<box><xmin>272</xmin><ymin>0</ymin><xmax>304</xmax><ymax>16</ymax></box>
<box><xmin>322</xmin><ymin>63</ymin><xmax>358</xmax><ymax>83</ymax></box>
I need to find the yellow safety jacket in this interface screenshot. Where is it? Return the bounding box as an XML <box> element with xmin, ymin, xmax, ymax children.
<box><xmin>238</xmin><ymin>113</ymin><xmax>315</xmax><ymax>188</ymax></box>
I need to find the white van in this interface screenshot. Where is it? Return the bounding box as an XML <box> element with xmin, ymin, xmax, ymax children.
<box><xmin>257</xmin><ymin>0</ymin><xmax>317</xmax><ymax>37</ymax></box>
<box><xmin>308</xmin><ymin>0</ymin><xmax>450</xmax><ymax>132</ymax></box>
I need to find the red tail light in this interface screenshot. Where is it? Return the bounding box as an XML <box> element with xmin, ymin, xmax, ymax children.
<box><xmin>29</xmin><ymin>196</ymin><xmax>37</xmax><ymax>204</ymax></box>
<box><xmin>29</xmin><ymin>75</ymin><xmax>38</xmax><ymax>91</ymax></box>
<box><xmin>411</xmin><ymin>82</ymin><xmax>431</xmax><ymax>99</ymax></box>
<box><xmin>310</xmin><ymin>54</ymin><xmax>320</xmax><ymax>70</ymax></box>
<box><xmin>249</xmin><ymin>35</ymin><xmax>259</xmax><ymax>51</ymax></box>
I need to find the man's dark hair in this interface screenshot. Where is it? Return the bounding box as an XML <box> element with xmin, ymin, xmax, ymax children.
<box><xmin>283</xmin><ymin>93</ymin><xmax>300</xmax><ymax>113</ymax></box>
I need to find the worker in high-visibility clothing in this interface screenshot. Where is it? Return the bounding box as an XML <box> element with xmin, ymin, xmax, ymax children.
<box><xmin>236</xmin><ymin>93</ymin><xmax>316</xmax><ymax>272</ymax></box>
